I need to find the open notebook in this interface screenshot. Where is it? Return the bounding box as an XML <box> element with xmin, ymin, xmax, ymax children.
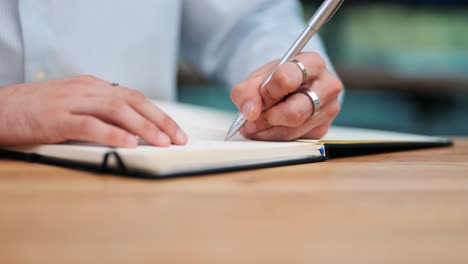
<box><xmin>0</xmin><ymin>101</ymin><xmax>452</xmax><ymax>177</ymax></box>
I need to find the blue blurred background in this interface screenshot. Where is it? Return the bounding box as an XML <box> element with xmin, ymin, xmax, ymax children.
<box><xmin>178</xmin><ymin>0</ymin><xmax>468</xmax><ymax>136</ymax></box>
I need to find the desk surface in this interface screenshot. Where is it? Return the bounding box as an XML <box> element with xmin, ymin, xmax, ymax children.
<box><xmin>1</xmin><ymin>139</ymin><xmax>467</xmax><ymax>264</ymax></box>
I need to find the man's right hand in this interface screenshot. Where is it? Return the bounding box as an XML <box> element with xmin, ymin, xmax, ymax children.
<box><xmin>0</xmin><ymin>75</ymin><xmax>187</xmax><ymax>148</ymax></box>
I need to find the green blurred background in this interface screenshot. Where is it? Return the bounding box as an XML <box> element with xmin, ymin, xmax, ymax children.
<box><xmin>178</xmin><ymin>0</ymin><xmax>468</xmax><ymax>136</ymax></box>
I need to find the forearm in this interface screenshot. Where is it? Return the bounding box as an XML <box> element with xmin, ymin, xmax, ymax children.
<box><xmin>182</xmin><ymin>0</ymin><xmax>337</xmax><ymax>87</ymax></box>
<box><xmin>222</xmin><ymin>1</ymin><xmax>337</xmax><ymax>87</ymax></box>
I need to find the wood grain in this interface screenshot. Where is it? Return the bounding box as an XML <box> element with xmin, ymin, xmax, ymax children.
<box><xmin>0</xmin><ymin>139</ymin><xmax>467</xmax><ymax>264</ymax></box>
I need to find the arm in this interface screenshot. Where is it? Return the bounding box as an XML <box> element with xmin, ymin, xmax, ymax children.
<box><xmin>182</xmin><ymin>0</ymin><xmax>337</xmax><ymax>86</ymax></box>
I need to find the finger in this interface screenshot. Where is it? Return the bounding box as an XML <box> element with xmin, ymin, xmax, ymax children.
<box><xmin>243</xmin><ymin>99</ymin><xmax>341</xmax><ymax>141</ymax></box>
<box><xmin>308</xmin><ymin>69</ymin><xmax>344</xmax><ymax>104</ymax></box>
<box><xmin>95</xmin><ymin>85</ymin><xmax>187</xmax><ymax>146</ymax></box>
<box><xmin>66</xmin><ymin>77</ymin><xmax>187</xmax><ymax>146</ymax></box>
<box><xmin>244</xmin><ymin>92</ymin><xmax>314</xmax><ymax>134</ymax></box>
<box><xmin>61</xmin><ymin>115</ymin><xmax>138</xmax><ymax>148</ymax></box>
<box><xmin>230</xmin><ymin>76</ymin><xmax>264</xmax><ymax>121</ymax></box>
<box><xmin>126</xmin><ymin>91</ymin><xmax>187</xmax><ymax>145</ymax></box>
<box><xmin>243</xmin><ymin>120</ymin><xmax>333</xmax><ymax>142</ymax></box>
<box><xmin>80</xmin><ymin>81</ymin><xmax>187</xmax><ymax>145</ymax></box>
<box><xmin>245</xmin><ymin>78</ymin><xmax>341</xmax><ymax>134</ymax></box>
<box><xmin>302</xmin><ymin>120</ymin><xmax>334</xmax><ymax>139</ymax></box>
<box><xmin>69</xmin><ymin>98</ymin><xmax>172</xmax><ymax>147</ymax></box>
<box><xmin>260</xmin><ymin>52</ymin><xmax>326</xmax><ymax>109</ymax></box>
<box><xmin>110</xmin><ymin>87</ymin><xmax>187</xmax><ymax>145</ymax></box>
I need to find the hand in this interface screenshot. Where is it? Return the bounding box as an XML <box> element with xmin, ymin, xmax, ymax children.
<box><xmin>0</xmin><ymin>75</ymin><xmax>187</xmax><ymax>148</ymax></box>
<box><xmin>231</xmin><ymin>52</ymin><xmax>343</xmax><ymax>141</ymax></box>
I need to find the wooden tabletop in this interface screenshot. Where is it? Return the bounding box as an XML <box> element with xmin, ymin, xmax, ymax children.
<box><xmin>1</xmin><ymin>139</ymin><xmax>467</xmax><ymax>264</ymax></box>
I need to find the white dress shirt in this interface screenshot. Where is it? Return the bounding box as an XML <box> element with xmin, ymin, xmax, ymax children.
<box><xmin>0</xmin><ymin>0</ymin><xmax>336</xmax><ymax>100</ymax></box>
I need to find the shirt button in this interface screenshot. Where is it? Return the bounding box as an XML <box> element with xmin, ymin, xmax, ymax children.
<box><xmin>35</xmin><ymin>70</ymin><xmax>47</xmax><ymax>81</ymax></box>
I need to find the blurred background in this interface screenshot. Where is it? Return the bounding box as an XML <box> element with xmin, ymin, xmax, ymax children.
<box><xmin>178</xmin><ymin>0</ymin><xmax>468</xmax><ymax>136</ymax></box>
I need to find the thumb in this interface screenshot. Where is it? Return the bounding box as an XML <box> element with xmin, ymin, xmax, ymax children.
<box><xmin>230</xmin><ymin>76</ymin><xmax>264</xmax><ymax>121</ymax></box>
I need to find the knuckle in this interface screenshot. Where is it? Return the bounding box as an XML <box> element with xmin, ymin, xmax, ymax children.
<box><xmin>230</xmin><ymin>83</ymin><xmax>246</xmax><ymax>104</ymax></box>
<box><xmin>261</xmin><ymin>87</ymin><xmax>277</xmax><ymax>103</ymax></box>
<box><xmin>273</xmin><ymin>68</ymin><xmax>295</xmax><ymax>89</ymax></box>
<box><xmin>126</xmin><ymin>88</ymin><xmax>146</xmax><ymax>103</ymax></box>
<box><xmin>311</xmin><ymin>53</ymin><xmax>326</xmax><ymax>70</ymax></box>
<box><xmin>317</xmin><ymin>125</ymin><xmax>330</xmax><ymax>138</ymax></box>
<box><xmin>332</xmin><ymin>102</ymin><xmax>341</xmax><ymax>117</ymax></box>
<box><xmin>159</xmin><ymin>113</ymin><xmax>177</xmax><ymax>130</ymax></box>
<box><xmin>331</xmin><ymin>78</ymin><xmax>344</xmax><ymax>97</ymax></box>
<box><xmin>107</xmin><ymin>129</ymin><xmax>127</xmax><ymax>145</ymax></box>
<box><xmin>285</xmin><ymin>108</ymin><xmax>306</xmax><ymax>127</ymax></box>
<box><xmin>48</xmin><ymin>115</ymin><xmax>69</xmax><ymax>142</ymax></box>
<box><xmin>327</xmin><ymin>101</ymin><xmax>341</xmax><ymax>118</ymax></box>
<box><xmin>77</xmin><ymin>117</ymin><xmax>95</xmax><ymax>132</ymax></box>
<box><xmin>141</xmin><ymin>119</ymin><xmax>156</xmax><ymax>133</ymax></box>
<box><xmin>336</xmin><ymin>80</ymin><xmax>344</xmax><ymax>93</ymax></box>
<box><xmin>68</xmin><ymin>75</ymin><xmax>100</xmax><ymax>89</ymax></box>
<box><xmin>311</xmin><ymin>125</ymin><xmax>329</xmax><ymax>139</ymax></box>
<box><xmin>78</xmin><ymin>74</ymin><xmax>99</xmax><ymax>83</ymax></box>
<box><xmin>107</xmin><ymin>99</ymin><xmax>126</xmax><ymax>116</ymax></box>
<box><xmin>56</xmin><ymin>115</ymin><xmax>72</xmax><ymax>135</ymax></box>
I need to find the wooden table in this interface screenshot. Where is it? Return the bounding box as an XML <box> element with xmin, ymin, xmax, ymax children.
<box><xmin>1</xmin><ymin>139</ymin><xmax>467</xmax><ymax>264</ymax></box>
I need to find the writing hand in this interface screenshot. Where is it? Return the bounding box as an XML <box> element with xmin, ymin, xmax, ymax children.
<box><xmin>231</xmin><ymin>52</ymin><xmax>343</xmax><ymax>141</ymax></box>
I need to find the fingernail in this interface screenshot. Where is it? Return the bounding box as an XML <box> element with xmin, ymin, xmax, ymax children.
<box><xmin>126</xmin><ymin>135</ymin><xmax>138</xmax><ymax>147</ymax></box>
<box><xmin>175</xmin><ymin>129</ymin><xmax>187</xmax><ymax>144</ymax></box>
<box><xmin>244</xmin><ymin>122</ymin><xmax>257</xmax><ymax>134</ymax></box>
<box><xmin>156</xmin><ymin>132</ymin><xmax>171</xmax><ymax>145</ymax></box>
<box><xmin>242</xmin><ymin>100</ymin><xmax>255</xmax><ymax>119</ymax></box>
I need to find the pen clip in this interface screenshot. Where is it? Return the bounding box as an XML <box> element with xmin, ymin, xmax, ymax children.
<box><xmin>325</xmin><ymin>0</ymin><xmax>344</xmax><ymax>24</ymax></box>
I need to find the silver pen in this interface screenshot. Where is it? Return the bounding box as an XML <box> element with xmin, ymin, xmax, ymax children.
<box><xmin>225</xmin><ymin>0</ymin><xmax>344</xmax><ymax>140</ymax></box>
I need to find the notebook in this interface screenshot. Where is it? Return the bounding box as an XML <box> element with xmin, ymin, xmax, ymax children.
<box><xmin>0</xmin><ymin>101</ymin><xmax>452</xmax><ymax>177</ymax></box>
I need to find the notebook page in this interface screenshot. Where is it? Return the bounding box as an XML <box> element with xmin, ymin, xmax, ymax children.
<box><xmin>117</xmin><ymin>100</ymin><xmax>320</xmax><ymax>155</ymax></box>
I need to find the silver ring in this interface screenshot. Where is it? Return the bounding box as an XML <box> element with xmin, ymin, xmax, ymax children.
<box><xmin>111</xmin><ymin>82</ymin><xmax>119</xmax><ymax>86</ymax></box>
<box><xmin>296</xmin><ymin>88</ymin><xmax>320</xmax><ymax>116</ymax></box>
<box><xmin>290</xmin><ymin>59</ymin><xmax>307</xmax><ymax>84</ymax></box>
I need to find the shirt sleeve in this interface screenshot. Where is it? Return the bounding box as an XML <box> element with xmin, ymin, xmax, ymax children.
<box><xmin>181</xmin><ymin>0</ymin><xmax>339</xmax><ymax>89</ymax></box>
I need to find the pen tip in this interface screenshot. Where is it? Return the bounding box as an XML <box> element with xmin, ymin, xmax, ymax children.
<box><xmin>224</xmin><ymin>130</ymin><xmax>236</xmax><ymax>141</ymax></box>
<box><xmin>224</xmin><ymin>134</ymin><xmax>232</xmax><ymax>141</ymax></box>
<box><xmin>225</xmin><ymin>112</ymin><xmax>246</xmax><ymax>141</ymax></box>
